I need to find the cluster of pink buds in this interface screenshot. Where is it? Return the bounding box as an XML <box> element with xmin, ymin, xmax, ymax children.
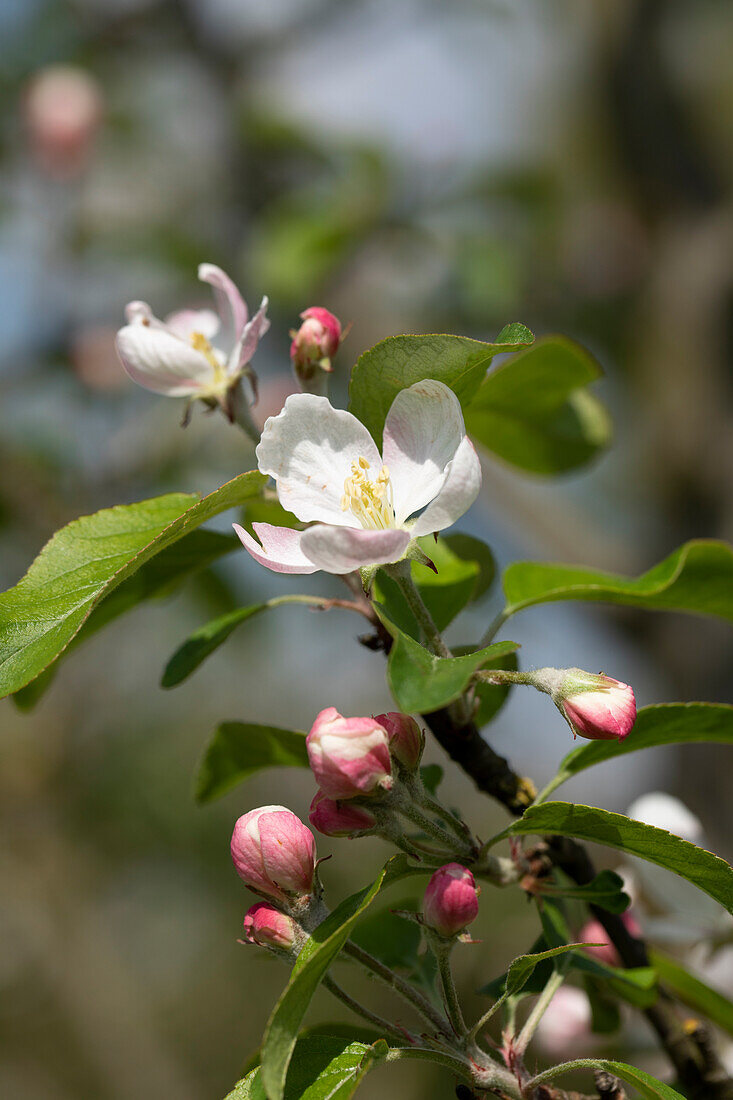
<box><xmin>422</xmin><ymin>863</ymin><xmax>480</xmax><ymax>939</ymax></box>
<box><xmin>290</xmin><ymin>307</ymin><xmax>344</xmax><ymax>392</ymax></box>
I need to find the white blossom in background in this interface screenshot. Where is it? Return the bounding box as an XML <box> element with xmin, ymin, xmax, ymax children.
<box><xmin>115</xmin><ymin>263</ymin><xmax>269</xmax><ymax>422</ymax></box>
<box><xmin>234</xmin><ymin>378</ymin><xmax>482</xmax><ymax>575</ymax></box>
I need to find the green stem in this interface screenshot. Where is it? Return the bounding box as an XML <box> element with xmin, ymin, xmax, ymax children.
<box><xmin>343</xmin><ymin>941</ymin><xmax>453</xmax><ymax>1039</ymax></box>
<box><xmin>382</xmin><ymin>1045</ymin><xmax>474</xmax><ymax>1080</ymax></box>
<box><xmin>434</xmin><ymin>943</ymin><xmax>468</xmax><ymax>1038</ymax></box>
<box><xmin>478</xmin><ymin>609</ymin><xmax>509</xmax><ymax>648</ymax></box>
<box><xmin>514</xmin><ymin>968</ymin><xmax>565</xmax><ymax>1056</ymax></box>
<box><xmin>322</xmin><ymin>976</ymin><xmax>416</xmax><ymax>1045</ymax></box>
<box><xmin>265</xmin><ymin>593</ymin><xmax>374</xmax><ymax>623</ymax></box>
<box><xmin>468</xmin><ymin>991</ymin><xmax>509</xmax><ymax>1042</ymax></box>
<box><xmin>386</xmin><ymin>561</ymin><xmax>452</xmax><ymax>658</ymax></box>
<box><xmin>228</xmin><ymin>380</ymin><xmax>261</xmax><ymax>444</ymax></box>
<box><xmin>394</xmin><ymin>797</ymin><xmax>474</xmax><ymax>858</ymax></box>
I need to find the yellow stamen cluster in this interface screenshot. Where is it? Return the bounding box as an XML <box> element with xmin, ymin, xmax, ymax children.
<box><xmin>341</xmin><ymin>457</ymin><xmax>395</xmax><ymax>530</ymax></box>
<box><xmin>190</xmin><ymin>331</ymin><xmax>227</xmax><ymax>386</ymax></box>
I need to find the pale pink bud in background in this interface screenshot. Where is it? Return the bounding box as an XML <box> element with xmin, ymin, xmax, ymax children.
<box><xmin>243</xmin><ymin>902</ymin><xmax>297</xmax><ymax>952</ymax></box>
<box><xmin>560</xmin><ymin>671</ymin><xmax>636</xmax><ymax>741</ymax></box>
<box><xmin>422</xmin><ymin>863</ymin><xmax>479</xmax><ymax>938</ymax></box>
<box><xmin>24</xmin><ymin>65</ymin><xmax>103</xmax><ymax>180</ymax></box>
<box><xmin>374</xmin><ymin>712</ymin><xmax>424</xmax><ymax>770</ymax></box>
<box><xmin>579</xmin><ymin>913</ymin><xmax>642</xmax><ymax>968</ymax></box>
<box><xmin>535</xmin><ymin>986</ymin><xmax>594</xmax><ymax>1058</ymax></box>
<box><xmin>290</xmin><ymin>307</ymin><xmax>342</xmax><ymax>370</ymax></box>
<box><xmin>307</xmin><ymin>707</ymin><xmax>392</xmax><ymax>800</ymax></box>
<box><xmin>308</xmin><ymin>791</ymin><xmax>377</xmax><ymax>837</ymax></box>
<box><xmin>230</xmin><ymin>805</ymin><xmax>316</xmax><ymax>902</ymax></box>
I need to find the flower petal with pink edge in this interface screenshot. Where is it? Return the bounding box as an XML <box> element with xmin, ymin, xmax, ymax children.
<box><xmin>256</xmin><ymin>394</ymin><xmax>382</xmax><ymax>526</ymax></box>
<box><xmin>410</xmin><ymin>436</ymin><xmax>482</xmax><ymax>537</ymax></box>
<box><xmin>233</xmin><ymin>522</ymin><xmax>318</xmax><ymax>575</ymax></box>
<box><xmin>234</xmin><ymin>295</ymin><xmax>270</xmax><ymax>373</ymax></box>
<box><xmin>300</xmin><ymin>524</ymin><xmax>410</xmax><ymax>574</ymax></box>
<box><xmin>382</xmin><ymin>379</ymin><xmax>467</xmax><ymax>526</ymax></box>
<box><xmin>116</xmin><ymin>323</ymin><xmax>213</xmax><ymax>396</ymax></box>
<box><xmin>198</xmin><ymin>262</ymin><xmax>247</xmax><ymax>337</ymax></box>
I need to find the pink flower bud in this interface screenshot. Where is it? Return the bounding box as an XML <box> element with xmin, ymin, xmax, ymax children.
<box><xmin>308</xmin><ymin>790</ymin><xmax>378</xmax><ymax>837</ymax></box>
<box><xmin>579</xmin><ymin>914</ymin><xmax>642</xmax><ymax>968</ymax></box>
<box><xmin>422</xmin><ymin>863</ymin><xmax>479</xmax><ymax>938</ymax></box>
<box><xmin>307</xmin><ymin>707</ymin><xmax>392</xmax><ymax>800</ymax></box>
<box><xmin>290</xmin><ymin>307</ymin><xmax>342</xmax><ymax>370</ymax></box>
<box><xmin>24</xmin><ymin>66</ymin><xmax>103</xmax><ymax>180</ymax></box>
<box><xmin>231</xmin><ymin>805</ymin><xmax>316</xmax><ymax>902</ymax></box>
<box><xmin>374</xmin><ymin>711</ymin><xmax>424</xmax><ymax>770</ymax></box>
<box><xmin>559</xmin><ymin>671</ymin><xmax>636</xmax><ymax>742</ymax></box>
<box><xmin>535</xmin><ymin>986</ymin><xmax>593</xmax><ymax>1057</ymax></box>
<box><xmin>243</xmin><ymin>902</ymin><xmax>297</xmax><ymax>951</ymax></box>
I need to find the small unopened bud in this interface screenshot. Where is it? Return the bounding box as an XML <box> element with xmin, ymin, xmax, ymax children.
<box><xmin>374</xmin><ymin>711</ymin><xmax>424</xmax><ymax>770</ymax></box>
<box><xmin>530</xmin><ymin>667</ymin><xmax>636</xmax><ymax>742</ymax></box>
<box><xmin>579</xmin><ymin>913</ymin><xmax>642</xmax><ymax>968</ymax></box>
<box><xmin>308</xmin><ymin>790</ymin><xmax>377</xmax><ymax>837</ymax></box>
<box><xmin>422</xmin><ymin>863</ymin><xmax>479</xmax><ymax>939</ymax></box>
<box><xmin>307</xmin><ymin>707</ymin><xmax>392</xmax><ymax>800</ymax></box>
<box><xmin>231</xmin><ymin>805</ymin><xmax>316</xmax><ymax>903</ymax></box>
<box><xmin>243</xmin><ymin>902</ymin><xmax>297</xmax><ymax>952</ymax></box>
<box><xmin>24</xmin><ymin>66</ymin><xmax>102</xmax><ymax>180</ymax></box>
<box><xmin>290</xmin><ymin>307</ymin><xmax>343</xmax><ymax>391</ymax></box>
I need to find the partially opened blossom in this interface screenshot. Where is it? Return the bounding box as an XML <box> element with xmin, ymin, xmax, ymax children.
<box><xmin>290</xmin><ymin>307</ymin><xmax>343</xmax><ymax>393</ymax></box>
<box><xmin>307</xmin><ymin>708</ymin><xmax>392</xmax><ymax>800</ymax></box>
<box><xmin>230</xmin><ymin>806</ymin><xmax>316</xmax><ymax>903</ymax></box>
<box><xmin>234</xmin><ymin>378</ymin><xmax>482</xmax><ymax>575</ymax></box>
<box><xmin>115</xmin><ymin>264</ymin><xmax>269</xmax><ymax>419</ymax></box>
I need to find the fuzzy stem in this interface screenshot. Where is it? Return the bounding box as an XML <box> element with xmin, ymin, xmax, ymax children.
<box><xmin>515</xmin><ymin>968</ymin><xmax>565</xmax><ymax>1056</ymax></box>
<box><xmin>322</xmin><ymin>975</ymin><xmax>416</xmax><ymax>1045</ymax></box>
<box><xmin>386</xmin><ymin>561</ymin><xmax>452</xmax><ymax>658</ymax></box>
<box><xmin>393</xmin><ymin>797</ymin><xmax>474</xmax><ymax>858</ymax></box>
<box><xmin>434</xmin><ymin>942</ymin><xmax>468</xmax><ymax>1038</ymax></box>
<box><xmin>343</xmin><ymin>941</ymin><xmax>453</xmax><ymax>1039</ymax></box>
<box><xmin>478</xmin><ymin>609</ymin><xmax>509</xmax><ymax>648</ymax></box>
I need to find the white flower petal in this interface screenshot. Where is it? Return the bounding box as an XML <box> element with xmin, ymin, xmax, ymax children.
<box><xmin>165</xmin><ymin>308</ymin><xmax>220</xmax><ymax>341</ymax></box>
<box><xmin>232</xmin><ymin>295</ymin><xmax>270</xmax><ymax>375</ymax></box>
<box><xmin>257</xmin><ymin>394</ymin><xmax>382</xmax><ymax>526</ymax></box>
<box><xmin>300</xmin><ymin>524</ymin><xmax>410</xmax><ymax>574</ymax></box>
<box><xmin>116</xmin><ymin>323</ymin><xmax>214</xmax><ymax>396</ymax></box>
<box><xmin>198</xmin><ymin>263</ymin><xmax>247</xmax><ymax>337</ymax></box>
<box><xmin>410</xmin><ymin>436</ymin><xmax>482</xmax><ymax>537</ymax></box>
<box><xmin>233</xmin><ymin>522</ymin><xmax>318</xmax><ymax>575</ymax></box>
<box><xmin>382</xmin><ymin>379</ymin><xmax>467</xmax><ymax>525</ymax></box>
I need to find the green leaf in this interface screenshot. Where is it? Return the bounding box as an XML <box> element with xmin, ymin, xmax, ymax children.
<box><xmin>540</xmin><ymin>869</ymin><xmax>631</xmax><ymax>914</ymax></box>
<box><xmin>0</xmin><ymin>471</ymin><xmax>267</xmax><ymax>698</ymax></box>
<box><xmin>583</xmin><ymin>976</ymin><xmax>622</xmax><ymax>1034</ymax></box>
<box><xmin>373</xmin><ymin>536</ymin><xmax>484</xmax><ymax>637</ymax></box>
<box><xmin>507</xmin><ymin>802</ymin><xmax>733</xmax><ymax>915</ymax></box>
<box><xmin>419</xmin><ymin>764</ymin><xmax>443</xmax><ymax>796</ymax></box>
<box><xmin>465</xmin><ymin>336</ymin><xmax>611</xmax><ymax>475</ymax></box>
<box><xmin>163</xmin><ymin>603</ymin><xmax>269</xmax><ymax>687</ymax></box>
<box><xmin>503</xmin><ymin>539</ymin><xmax>733</xmax><ymax>622</ymax></box>
<box><xmin>505</xmin><ymin>944</ymin><xmax>587</xmax><ymax>995</ymax></box>
<box><xmin>374</xmin><ymin>605</ymin><xmax>518</xmax><ymax>713</ymax></box>
<box><xmin>348</xmin><ymin>329</ymin><xmax>533</xmax><ymax>447</ymax></box>
<box><xmin>442</xmin><ymin>533</ymin><xmax>496</xmax><ymax>599</ymax></box>
<box><xmin>529</xmin><ymin>1058</ymin><xmax>687</xmax><ymax>1100</ymax></box>
<box><xmin>195</xmin><ymin>723</ymin><xmax>309</xmax><ymax>804</ymax></box>
<box><xmin>261</xmin><ymin>856</ymin><xmax>423</xmax><ymax>1100</ymax></box>
<box><xmin>650</xmin><ymin>949</ymin><xmax>733</xmax><ymax>1038</ymax></box>
<box><xmin>541</xmin><ymin>703</ymin><xmax>733</xmax><ymax>799</ymax></box>
<box><xmin>228</xmin><ymin>1033</ymin><xmax>381</xmax><ymax>1100</ymax></box>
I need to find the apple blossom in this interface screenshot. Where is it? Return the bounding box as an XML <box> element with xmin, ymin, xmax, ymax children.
<box><xmin>308</xmin><ymin>790</ymin><xmax>378</xmax><ymax>837</ymax></box>
<box><xmin>374</xmin><ymin>711</ymin><xmax>424</xmax><ymax>770</ymax></box>
<box><xmin>230</xmin><ymin>806</ymin><xmax>316</xmax><ymax>903</ymax></box>
<box><xmin>307</xmin><ymin>707</ymin><xmax>392</xmax><ymax>800</ymax></box>
<box><xmin>579</xmin><ymin>913</ymin><xmax>642</xmax><ymax>968</ymax></box>
<box><xmin>422</xmin><ymin>863</ymin><xmax>479</xmax><ymax>938</ymax></box>
<box><xmin>535</xmin><ymin>986</ymin><xmax>594</xmax><ymax>1058</ymax></box>
<box><xmin>24</xmin><ymin>66</ymin><xmax>102</xmax><ymax>179</ymax></box>
<box><xmin>243</xmin><ymin>902</ymin><xmax>297</xmax><ymax>952</ymax></box>
<box><xmin>115</xmin><ymin>263</ymin><xmax>269</xmax><ymax>421</ymax></box>
<box><xmin>290</xmin><ymin>307</ymin><xmax>343</xmax><ymax>392</ymax></box>
<box><xmin>233</xmin><ymin>378</ymin><xmax>481</xmax><ymax>575</ymax></box>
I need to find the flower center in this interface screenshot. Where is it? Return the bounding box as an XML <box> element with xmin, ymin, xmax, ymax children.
<box><xmin>190</xmin><ymin>331</ymin><xmax>227</xmax><ymax>387</ymax></box>
<box><xmin>341</xmin><ymin>457</ymin><xmax>395</xmax><ymax>530</ymax></box>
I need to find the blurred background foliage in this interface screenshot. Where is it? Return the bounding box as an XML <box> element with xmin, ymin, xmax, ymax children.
<box><xmin>0</xmin><ymin>1</ymin><xmax>732</xmax><ymax>1097</ymax></box>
